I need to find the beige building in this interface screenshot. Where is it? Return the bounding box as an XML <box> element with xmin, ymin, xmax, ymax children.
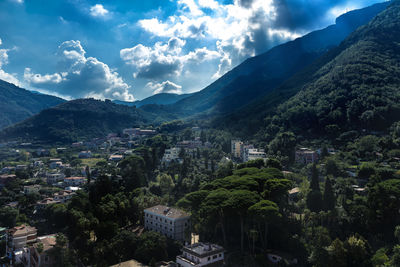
<box><xmin>144</xmin><ymin>205</ymin><xmax>190</xmax><ymax>241</ymax></box>
<box><xmin>231</xmin><ymin>140</ymin><xmax>243</xmax><ymax>158</ymax></box>
<box><xmin>7</xmin><ymin>225</ymin><xmax>37</xmax><ymax>251</ymax></box>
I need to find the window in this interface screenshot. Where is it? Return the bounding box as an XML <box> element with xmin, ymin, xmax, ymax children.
<box><xmin>165</xmin><ymin>219</ymin><xmax>167</xmax><ymax>222</ymax></box>
<box><xmin>213</xmin><ymin>255</ymin><xmax>217</xmax><ymax>259</ymax></box>
<box><xmin>208</xmin><ymin>257</ymin><xmax>211</xmax><ymax>261</ymax></box>
<box><xmin>219</xmin><ymin>253</ymin><xmax>222</xmax><ymax>257</ymax></box>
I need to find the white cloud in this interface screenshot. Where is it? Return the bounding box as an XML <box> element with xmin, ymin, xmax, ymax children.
<box><xmin>146</xmin><ymin>80</ymin><xmax>183</xmax><ymax>95</ymax></box>
<box><xmin>120</xmin><ymin>37</ymin><xmax>220</xmax><ymax>80</ymax></box>
<box><xmin>138</xmin><ymin>0</ymin><xmax>300</xmax><ymax>78</ymax></box>
<box><xmin>0</xmin><ymin>38</ymin><xmax>20</xmax><ymax>86</ymax></box>
<box><xmin>24</xmin><ymin>40</ymin><xmax>134</xmax><ymax>101</ymax></box>
<box><xmin>24</xmin><ymin>68</ymin><xmax>63</xmax><ymax>84</ymax></box>
<box><xmin>90</xmin><ymin>4</ymin><xmax>110</xmax><ymax>18</ymax></box>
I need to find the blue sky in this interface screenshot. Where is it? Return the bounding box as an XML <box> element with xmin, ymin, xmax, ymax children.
<box><xmin>0</xmin><ymin>0</ymin><xmax>387</xmax><ymax>100</ymax></box>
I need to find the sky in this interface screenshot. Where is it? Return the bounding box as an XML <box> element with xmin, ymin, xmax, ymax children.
<box><xmin>0</xmin><ymin>0</ymin><xmax>387</xmax><ymax>101</ymax></box>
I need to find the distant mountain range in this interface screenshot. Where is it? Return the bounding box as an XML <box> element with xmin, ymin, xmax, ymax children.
<box><xmin>0</xmin><ymin>98</ymin><xmax>177</xmax><ymax>143</ymax></box>
<box><xmin>114</xmin><ymin>93</ymin><xmax>191</xmax><ymax>107</ymax></box>
<box><xmin>0</xmin><ymin>80</ymin><xmax>65</xmax><ymax>129</ymax></box>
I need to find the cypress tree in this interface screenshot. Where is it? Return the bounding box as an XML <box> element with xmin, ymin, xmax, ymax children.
<box><xmin>323</xmin><ymin>177</ymin><xmax>336</xmax><ymax>211</ymax></box>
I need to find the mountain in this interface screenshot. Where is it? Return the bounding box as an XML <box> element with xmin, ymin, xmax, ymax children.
<box><xmin>114</xmin><ymin>93</ymin><xmax>191</xmax><ymax>107</ymax></box>
<box><xmin>0</xmin><ymin>80</ymin><xmax>65</xmax><ymax>129</ymax></box>
<box><xmin>0</xmin><ymin>98</ymin><xmax>177</xmax><ymax>143</ymax></box>
<box><xmin>220</xmin><ymin>0</ymin><xmax>400</xmax><ymax>141</ymax></box>
<box><xmin>166</xmin><ymin>2</ymin><xmax>389</xmax><ymax>118</ymax></box>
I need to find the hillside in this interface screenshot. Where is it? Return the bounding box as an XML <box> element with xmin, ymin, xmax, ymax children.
<box><xmin>166</xmin><ymin>2</ymin><xmax>389</xmax><ymax>117</ymax></box>
<box><xmin>0</xmin><ymin>80</ymin><xmax>65</xmax><ymax>129</ymax></box>
<box><xmin>113</xmin><ymin>93</ymin><xmax>191</xmax><ymax>107</ymax></box>
<box><xmin>220</xmin><ymin>1</ymin><xmax>400</xmax><ymax>144</ymax></box>
<box><xmin>0</xmin><ymin>98</ymin><xmax>176</xmax><ymax>143</ymax></box>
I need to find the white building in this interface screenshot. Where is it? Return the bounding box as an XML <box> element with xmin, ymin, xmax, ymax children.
<box><xmin>162</xmin><ymin>148</ymin><xmax>180</xmax><ymax>163</ymax></box>
<box><xmin>244</xmin><ymin>148</ymin><xmax>267</xmax><ymax>162</ymax></box>
<box><xmin>64</xmin><ymin>177</ymin><xmax>86</xmax><ymax>186</ymax></box>
<box><xmin>144</xmin><ymin>205</ymin><xmax>190</xmax><ymax>241</ymax></box>
<box><xmin>176</xmin><ymin>242</ymin><xmax>225</xmax><ymax>267</ymax></box>
<box><xmin>46</xmin><ymin>172</ymin><xmax>65</xmax><ymax>185</ymax></box>
<box><xmin>23</xmin><ymin>185</ymin><xmax>40</xmax><ymax>195</ymax></box>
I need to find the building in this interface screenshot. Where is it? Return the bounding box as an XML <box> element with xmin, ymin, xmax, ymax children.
<box><xmin>64</xmin><ymin>176</ymin><xmax>86</xmax><ymax>186</ymax></box>
<box><xmin>53</xmin><ymin>190</ymin><xmax>75</xmax><ymax>203</ymax></box>
<box><xmin>30</xmin><ymin>235</ymin><xmax>57</xmax><ymax>267</ymax></box>
<box><xmin>162</xmin><ymin>148</ymin><xmax>180</xmax><ymax>163</ymax></box>
<box><xmin>243</xmin><ymin>148</ymin><xmax>267</xmax><ymax>162</ymax></box>
<box><xmin>24</xmin><ymin>185</ymin><xmax>41</xmax><ymax>195</ymax></box>
<box><xmin>109</xmin><ymin>154</ymin><xmax>124</xmax><ymax>162</ymax></box>
<box><xmin>144</xmin><ymin>205</ymin><xmax>190</xmax><ymax>241</ymax></box>
<box><xmin>36</xmin><ymin>198</ymin><xmax>60</xmax><ymax>211</ymax></box>
<box><xmin>231</xmin><ymin>140</ymin><xmax>243</xmax><ymax>158</ymax></box>
<box><xmin>176</xmin><ymin>140</ymin><xmax>203</xmax><ymax>149</ymax></box>
<box><xmin>295</xmin><ymin>148</ymin><xmax>319</xmax><ymax>164</ymax></box>
<box><xmin>176</xmin><ymin>243</ymin><xmax>225</xmax><ymax>267</ymax></box>
<box><xmin>49</xmin><ymin>161</ymin><xmax>63</xmax><ymax>169</ymax></box>
<box><xmin>46</xmin><ymin>172</ymin><xmax>65</xmax><ymax>185</ymax></box>
<box><xmin>78</xmin><ymin>151</ymin><xmax>92</xmax><ymax>158</ymax></box>
<box><xmin>110</xmin><ymin>259</ymin><xmax>148</xmax><ymax>267</ymax></box>
<box><xmin>6</xmin><ymin>225</ymin><xmax>37</xmax><ymax>251</ymax></box>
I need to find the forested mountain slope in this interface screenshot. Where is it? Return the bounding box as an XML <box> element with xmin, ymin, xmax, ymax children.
<box><xmin>0</xmin><ymin>98</ymin><xmax>176</xmax><ymax>143</ymax></box>
<box><xmin>167</xmin><ymin>2</ymin><xmax>389</xmax><ymax>117</ymax></box>
<box><xmin>0</xmin><ymin>79</ymin><xmax>65</xmax><ymax>129</ymax></box>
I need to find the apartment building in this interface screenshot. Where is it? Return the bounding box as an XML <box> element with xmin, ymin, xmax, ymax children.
<box><xmin>144</xmin><ymin>205</ymin><xmax>190</xmax><ymax>241</ymax></box>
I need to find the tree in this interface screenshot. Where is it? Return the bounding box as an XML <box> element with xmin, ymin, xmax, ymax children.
<box><xmin>265</xmin><ymin>158</ymin><xmax>282</xmax><ymax>170</ymax></box>
<box><xmin>0</xmin><ymin>207</ymin><xmax>18</xmax><ymax>227</ymax></box>
<box><xmin>326</xmin><ymin>238</ymin><xmax>347</xmax><ymax>267</ymax></box>
<box><xmin>119</xmin><ymin>155</ymin><xmax>147</xmax><ymax>191</ymax></box>
<box><xmin>323</xmin><ymin>177</ymin><xmax>335</xmax><ymax>211</ymax></box>
<box><xmin>390</xmin><ymin>245</ymin><xmax>400</xmax><ymax>267</ymax></box>
<box><xmin>157</xmin><ymin>173</ymin><xmax>175</xmax><ymax>195</ymax></box>
<box><xmin>225</xmin><ymin>190</ymin><xmax>260</xmax><ymax>252</ymax></box>
<box><xmin>248</xmin><ymin>200</ymin><xmax>281</xmax><ymax>249</ymax></box>
<box><xmin>307</xmin><ymin>164</ymin><xmax>323</xmax><ymax>212</ymax></box>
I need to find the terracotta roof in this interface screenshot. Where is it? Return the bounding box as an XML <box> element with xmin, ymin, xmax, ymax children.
<box><xmin>8</xmin><ymin>225</ymin><xmax>37</xmax><ymax>237</ymax></box>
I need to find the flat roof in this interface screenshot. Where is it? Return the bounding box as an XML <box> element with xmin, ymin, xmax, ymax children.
<box><xmin>144</xmin><ymin>205</ymin><xmax>190</xmax><ymax>219</ymax></box>
<box><xmin>182</xmin><ymin>242</ymin><xmax>224</xmax><ymax>258</ymax></box>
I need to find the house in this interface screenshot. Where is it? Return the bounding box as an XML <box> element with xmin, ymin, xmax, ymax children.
<box><xmin>35</xmin><ymin>149</ymin><xmax>49</xmax><ymax>157</ymax></box>
<box><xmin>109</xmin><ymin>154</ymin><xmax>124</xmax><ymax>162</ymax></box>
<box><xmin>46</xmin><ymin>172</ymin><xmax>65</xmax><ymax>185</ymax></box>
<box><xmin>162</xmin><ymin>148</ymin><xmax>180</xmax><ymax>163</ymax></box>
<box><xmin>24</xmin><ymin>185</ymin><xmax>41</xmax><ymax>195</ymax></box>
<box><xmin>288</xmin><ymin>187</ymin><xmax>300</xmax><ymax>202</ymax></box>
<box><xmin>35</xmin><ymin>198</ymin><xmax>60</xmax><ymax>211</ymax></box>
<box><xmin>176</xmin><ymin>140</ymin><xmax>203</xmax><ymax>149</ymax></box>
<box><xmin>78</xmin><ymin>151</ymin><xmax>92</xmax><ymax>158</ymax></box>
<box><xmin>64</xmin><ymin>176</ymin><xmax>86</xmax><ymax>186</ymax></box>
<box><xmin>231</xmin><ymin>140</ymin><xmax>243</xmax><ymax>158</ymax></box>
<box><xmin>1</xmin><ymin>166</ymin><xmax>15</xmax><ymax>174</ymax></box>
<box><xmin>16</xmin><ymin>164</ymin><xmax>28</xmax><ymax>170</ymax></box>
<box><xmin>30</xmin><ymin>235</ymin><xmax>57</xmax><ymax>267</ymax></box>
<box><xmin>295</xmin><ymin>148</ymin><xmax>319</xmax><ymax>164</ymax></box>
<box><xmin>6</xmin><ymin>225</ymin><xmax>37</xmax><ymax>251</ymax></box>
<box><xmin>176</xmin><ymin>242</ymin><xmax>225</xmax><ymax>267</ymax></box>
<box><xmin>144</xmin><ymin>205</ymin><xmax>190</xmax><ymax>241</ymax></box>
<box><xmin>49</xmin><ymin>159</ymin><xmax>63</xmax><ymax>169</ymax></box>
<box><xmin>53</xmin><ymin>190</ymin><xmax>75</xmax><ymax>203</ymax></box>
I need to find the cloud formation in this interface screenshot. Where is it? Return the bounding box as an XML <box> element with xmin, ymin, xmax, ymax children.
<box><xmin>24</xmin><ymin>40</ymin><xmax>134</xmax><ymax>101</ymax></box>
<box><xmin>0</xmin><ymin>38</ymin><xmax>20</xmax><ymax>86</ymax></box>
<box><xmin>146</xmin><ymin>80</ymin><xmax>183</xmax><ymax>94</ymax></box>
<box><xmin>120</xmin><ymin>37</ymin><xmax>219</xmax><ymax>80</ymax></box>
<box><xmin>137</xmin><ymin>0</ymin><xmax>300</xmax><ymax>78</ymax></box>
<box><xmin>89</xmin><ymin>4</ymin><xmax>110</xmax><ymax>18</ymax></box>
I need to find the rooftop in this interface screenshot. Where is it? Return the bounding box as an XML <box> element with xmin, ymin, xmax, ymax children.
<box><xmin>35</xmin><ymin>235</ymin><xmax>56</xmax><ymax>252</ymax></box>
<box><xmin>8</xmin><ymin>225</ymin><xmax>37</xmax><ymax>237</ymax></box>
<box><xmin>144</xmin><ymin>205</ymin><xmax>190</xmax><ymax>219</ymax></box>
<box><xmin>182</xmin><ymin>242</ymin><xmax>224</xmax><ymax>257</ymax></box>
